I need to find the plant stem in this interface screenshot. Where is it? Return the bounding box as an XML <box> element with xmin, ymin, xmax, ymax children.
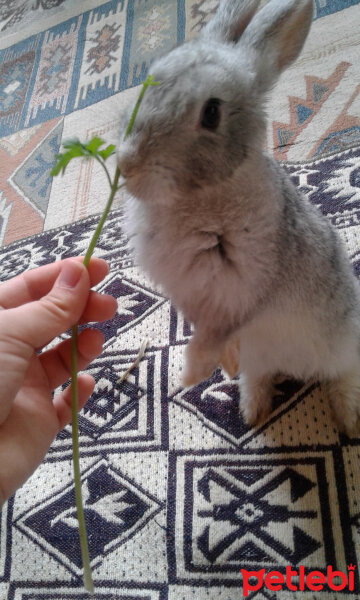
<box><xmin>70</xmin><ymin>324</ymin><xmax>93</xmax><ymax>593</ymax></box>
<box><xmin>69</xmin><ymin>74</ymin><xmax>157</xmax><ymax>593</ymax></box>
<box><xmin>124</xmin><ymin>75</ymin><xmax>158</xmax><ymax>140</ymax></box>
<box><xmin>84</xmin><ymin>167</ymin><xmax>121</xmax><ymax>266</ymax></box>
<box><xmin>94</xmin><ymin>155</ymin><xmax>113</xmax><ymax>189</ymax></box>
<box><xmin>70</xmin><ymin>167</ymin><xmax>120</xmax><ymax>593</ymax></box>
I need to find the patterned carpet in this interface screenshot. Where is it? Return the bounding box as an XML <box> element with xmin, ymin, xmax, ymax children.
<box><xmin>0</xmin><ymin>1</ymin><xmax>360</xmax><ymax>599</ymax></box>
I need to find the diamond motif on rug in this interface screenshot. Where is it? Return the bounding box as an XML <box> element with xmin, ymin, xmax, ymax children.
<box><xmin>14</xmin><ymin>459</ymin><xmax>163</xmax><ymax>574</ymax></box>
<box><xmin>9</xmin><ymin>120</ymin><xmax>63</xmax><ymax>216</ymax></box>
<box><xmin>96</xmin><ymin>272</ymin><xmax>166</xmax><ymax>342</ymax></box>
<box><xmin>173</xmin><ymin>369</ymin><xmax>303</xmax><ymax>445</ymax></box>
<box><xmin>0</xmin><ymin>496</ymin><xmax>12</xmax><ymax>580</ymax></box>
<box><xmin>50</xmin><ymin>346</ymin><xmax>163</xmax><ymax>455</ymax></box>
<box><xmin>78</xmin><ymin>353</ymin><xmax>148</xmax><ymax>441</ymax></box>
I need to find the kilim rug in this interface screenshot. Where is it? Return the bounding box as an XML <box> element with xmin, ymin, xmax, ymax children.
<box><xmin>0</xmin><ymin>1</ymin><xmax>360</xmax><ymax>599</ymax></box>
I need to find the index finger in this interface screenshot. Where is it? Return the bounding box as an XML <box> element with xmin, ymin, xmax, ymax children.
<box><xmin>0</xmin><ymin>257</ymin><xmax>110</xmax><ymax>310</ymax></box>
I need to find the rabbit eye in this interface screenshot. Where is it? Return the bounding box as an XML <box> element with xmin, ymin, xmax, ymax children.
<box><xmin>201</xmin><ymin>98</ymin><xmax>221</xmax><ymax>131</ymax></box>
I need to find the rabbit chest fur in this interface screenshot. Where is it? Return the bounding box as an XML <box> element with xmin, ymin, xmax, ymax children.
<box><xmin>118</xmin><ymin>0</ymin><xmax>360</xmax><ymax>434</ymax></box>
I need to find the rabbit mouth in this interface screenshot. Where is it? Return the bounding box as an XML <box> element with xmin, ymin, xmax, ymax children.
<box><xmin>122</xmin><ymin>172</ymin><xmax>143</xmax><ymax>198</ymax></box>
<box><xmin>123</xmin><ymin>166</ymin><xmax>177</xmax><ymax>204</ymax></box>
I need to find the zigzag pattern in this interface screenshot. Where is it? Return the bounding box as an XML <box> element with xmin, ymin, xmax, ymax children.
<box><xmin>273</xmin><ymin>62</ymin><xmax>350</xmax><ymax>160</ymax></box>
<box><xmin>311</xmin><ymin>82</ymin><xmax>360</xmax><ymax>157</ymax></box>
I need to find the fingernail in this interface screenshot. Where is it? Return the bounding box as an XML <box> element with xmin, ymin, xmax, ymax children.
<box><xmin>57</xmin><ymin>261</ymin><xmax>83</xmax><ymax>289</ymax></box>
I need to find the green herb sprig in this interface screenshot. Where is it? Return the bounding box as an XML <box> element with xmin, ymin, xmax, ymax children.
<box><xmin>50</xmin><ymin>74</ymin><xmax>158</xmax><ymax>594</ymax></box>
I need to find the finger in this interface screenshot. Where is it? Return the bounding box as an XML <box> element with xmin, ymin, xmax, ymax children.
<box><xmin>39</xmin><ymin>328</ymin><xmax>104</xmax><ymax>389</ymax></box>
<box><xmin>2</xmin><ymin>260</ymin><xmax>90</xmax><ymax>354</ymax></box>
<box><xmin>37</xmin><ymin>290</ymin><xmax>116</xmax><ymax>351</ymax></box>
<box><xmin>79</xmin><ymin>291</ymin><xmax>117</xmax><ymax>324</ymax></box>
<box><xmin>0</xmin><ymin>261</ymin><xmax>92</xmax><ymax>404</ymax></box>
<box><xmin>0</xmin><ymin>257</ymin><xmax>109</xmax><ymax>309</ymax></box>
<box><xmin>53</xmin><ymin>374</ymin><xmax>95</xmax><ymax>431</ymax></box>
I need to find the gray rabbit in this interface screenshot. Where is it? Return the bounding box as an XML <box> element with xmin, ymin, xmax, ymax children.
<box><xmin>117</xmin><ymin>0</ymin><xmax>360</xmax><ymax>434</ymax></box>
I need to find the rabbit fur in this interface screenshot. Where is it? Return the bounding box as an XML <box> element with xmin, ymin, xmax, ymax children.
<box><xmin>118</xmin><ymin>0</ymin><xmax>360</xmax><ymax>434</ymax></box>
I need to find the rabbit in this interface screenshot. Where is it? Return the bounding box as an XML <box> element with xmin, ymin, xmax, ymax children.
<box><xmin>117</xmin><ymin>0</ymin><xmax>360</xmax><ymax>435</ymax></box>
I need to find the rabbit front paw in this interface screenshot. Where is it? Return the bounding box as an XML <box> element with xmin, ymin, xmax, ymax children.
<box><xmin>220</xmin><ymin>337</ymin><xmax>241</xmax><ymax>379</ymax></box>
<box><xmin>182</xmin><ymin>338</ymin><xmax>220</xmax><ymax>387</ymax></box>
<box><xmin>239</xmin><ymin>373</ymin><xmax>274</xmax><ymax>427</ymax></box>
<box><xmin>327</xmin><ymin>372</ymin><xmax>360</xmax><ymax>436</ymax></box>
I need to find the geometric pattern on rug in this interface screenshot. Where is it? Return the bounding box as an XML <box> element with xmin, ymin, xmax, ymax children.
<box><xmin>124</xmin><ymin>1</ymin><xmax>179</xmax><ymax>91</ymax></box>
<box><xmin>286</xmin><ymin>145</ymin><xmax>360</xmax><ymax>216</ymax></box>
<box><xmin>171</xmin><ymin>451</ymin><xmax>345</xmax><ymax>581</ymax></box>
<box><xmin>0</xmin><ymin>1</ymin><xmax>69</xmax><ymax>34</ymax></box>
<box><xmin>24</xmin><ymin>19</ymin><xmax>81</xmax><ymax>127</ymax></box>
<box><xmin>284</xmin><ymin>146</ymin><xmax>360</xmax><ymax>275</ymax></box>
<box><xmin>9</xmin><ymin>119</ymin><xmax>63</xmax><ymax>216</ymax></box>
<box><xmin>267</xmin><ymin>2</ymin><xmax>360</xmax><ymax>163</ymax></box>
<box><xmin>272</xmin><ymin>62</ymin><xmax>351</xmax><ymax>160</ymax></box>
<box><xmin>0</xmin><ymin>0</ymin><xmax>185</xmax><ymax>138</ymax></box>
<box><xmin>52</xmin><ymin>343</ymin><xmax>164</xmax><ymax>455</ymax></box>
<box><xmin>0</xmin><ymin>0</ymin><xmax>358</xmax><ymax>138</ymax></box>
<box><xmin>0</xmin><ymin>117</ymin><xmax>63</xmax><ymax>245</ymax></box>
<box><xmin>0</xmin><ymin>44</ymin><xmax>38</xmax><ymax>131</ymax></box>
<box><xmin>311</xmin><ymin>84</ymin><xmax>360</xmax><ymax>158</ymax></box>
<box><xmin>14</xmin><ymin>458</ymin><xmax>163</xmax><ymax>574</ymax></box>
<box><xmin>272</xmin><ymin>59</ymin><xmax>360</xmax><ymax>161</ymax></box>
<box><xmin>6</xmin><ymin>587</ymin><xmax>165</xmax><ymax>600</ymax></box>
<box><xmin>184</xmin><ymin>0</ymin><xmax>218</xmax><ymax>34</ymax></box>
<box><xmin>74</xmin><ymin>2</ymin><xmax>126</xmax><ymax>110</ymax></box>
<box><xmin>172</xmin><ymin>371</ymin><xmax>305</xmax><ymax>446</ymax></box>
<box><xmin>95</xmin><ymin>272</ymin><xmax>166</xmax><ymax>340</ymax></box>
<box><xmin>0</xmin><ymin>496</ymin><xmax>12</xmax><ymax>581</ymax></box>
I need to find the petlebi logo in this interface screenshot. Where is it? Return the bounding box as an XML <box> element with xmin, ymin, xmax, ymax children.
<box><xmin>241</xmin><ymin>564</ymin><xmax>356</xmax><ymax>597</ymax></box>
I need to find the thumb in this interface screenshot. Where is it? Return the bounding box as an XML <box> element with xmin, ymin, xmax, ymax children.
<box><xmin>4</xmin><ymin>260</ymin><xmax>90</xmax><ymax>350</ymax></box>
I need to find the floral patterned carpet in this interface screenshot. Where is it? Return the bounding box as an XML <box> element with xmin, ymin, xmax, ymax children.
<box><xmin>0</xmin><ymin>1</ymin><xmax>360</xmax><ymax>599</ymax></box>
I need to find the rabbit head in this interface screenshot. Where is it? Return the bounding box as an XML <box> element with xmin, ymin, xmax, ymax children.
<box><xmin>117</xmin><ymin>0</ymin><xmax>313</xmax><ymax>203</ymax></box>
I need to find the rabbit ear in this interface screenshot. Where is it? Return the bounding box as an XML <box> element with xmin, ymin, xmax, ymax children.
<box><xmin>240</xmin><ymin>0</ymin><xmax>314</xmax><ymax>91</ymax></box>
<box><xmin>201</xmin><ymin>0</ymin><xmax>262</xmax><ymax>43</ymax></box>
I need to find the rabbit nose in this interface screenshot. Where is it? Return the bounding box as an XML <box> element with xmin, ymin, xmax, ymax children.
<box><xmin>117</xmin><ymin>157</ymin><xmax>135</xmax><ymax>179</ymax></box>
<box><xmin>117</xmin><ymin>147</ymin><xmax>139</xmax><ymax>179</ymax></box>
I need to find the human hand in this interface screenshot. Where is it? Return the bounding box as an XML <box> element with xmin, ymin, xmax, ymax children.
<box><xmin>0</xmin><ymin>257</ymin><xmax>117</xmax><ymax>505</ymax></box>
